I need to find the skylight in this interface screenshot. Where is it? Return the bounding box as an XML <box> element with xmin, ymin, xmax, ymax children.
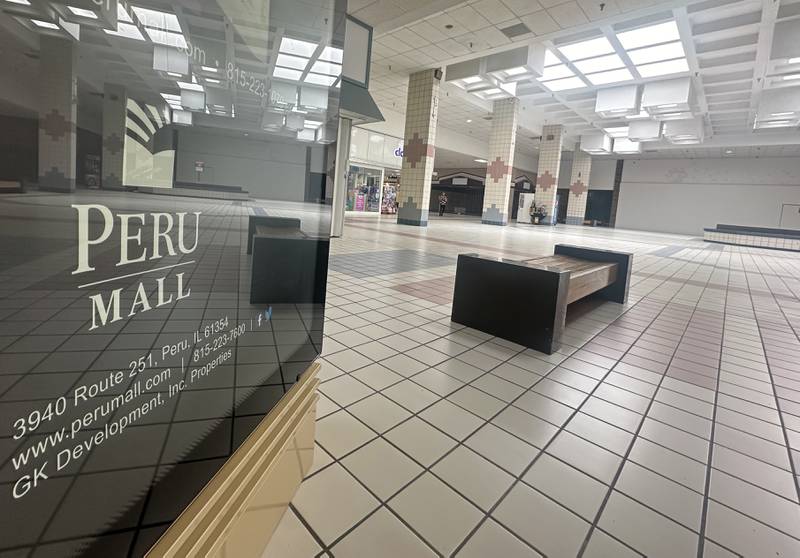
<box><xmin>574</xmin><ymin>54</ymin><xmax>625</xmax><ymax>74</ymax></box>
<box><xmin>276</xmin><ymin>54</ymin><xmax>309</xmax><ymax>70</ymax></box>
<box><xmin>274</xmin><ymin>67</ymin><xmax>302</xmax><ymax>81</ymax></box>
<box><xmin>637</xmin><ymin>58</ymin><xmax>689</xmax><ymax>78</ymax></box>
<box><xmin>627</xmin><ymin>41</ymin><xmax>685</xmax><ymax>65</ymax></box>
<box><xmin>280</xmin><ymin>38</ymin><xmax>318</xmax><ymax>58</ymax></box>
<box><xmin>177</xmin><ymin>80</ymin><xmax>203</xmax><ymax>92</ymax></box>
<box><xmin>319</xmin><ymin>46</ymin><xmax>343</xmax><ymax>63</ymax></box>
<box><xmin>617</xmin><ymin>21</ymin><xmax>680</xmax><ymax>50</ymax></box>
<box><xmin>539</xmin><ymin>64</ymin><xmax>574</xmax><ymax>81</ymax></box>
<box><xmin>586</xmin><ymin>68</ymin><xmax>633</xmax><ymax>86</ymax></box>
<box><xmin>105</xmin><ymin>22</ymin><xmax>145</xmax><ymax>41</ymax></box>
<box><xmin>31</xmin><ymin>19</ymin><xmax>59</xmax><ymax>29</ymax></box>
<box><xmin>540</xmin><ymin>76</ymin><xmax>586</xmax><ymax>91</ymax></box>
<box><xmin>559</xmin><ymin>37</ymin><xmax>614</xmax><ymax>61</ymax></box>
<box><xmin>117</xmin><ymin>4</ymin><xmax>133</xmax><ymax>23</ymax></box>
<box><xmin>7</xmin><ymin>0</ymin><xmax>31</xmax><ymax>4</ymax></box>
<box><xmin>311</xmin><ymin>60</ymin><xmax>342</xmax><ymax>76</ymax></box>
<box><xmin>304</xmin><ymin>73</ymin><xmax>337</xmax><ymax>86</ymax></box>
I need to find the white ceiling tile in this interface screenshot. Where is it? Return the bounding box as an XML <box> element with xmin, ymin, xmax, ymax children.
<box><xmin>547</xmin><ymin>1</ymin><xmax>590</xmax><ymax>28</ymax></box>
<box><xmin>391</xmin><ymin>27</ymin><xmax>431</xmax><ymax>47</ymax></box>
<box><xmin>407</xmin><ymin>20</ymin><xmax>444</xmax><ymax>43</ymax></box>
<box><xmin>447</xmin><ymin>5</ymin><xmax>493</xmax><ymax>32</ymax></box>
<box><xmin>520</xmin><ymin>10</ymin><xmax>561</xmax><ymax>35</ymax></box>
<box><xmin>470</xmin><ymin>0</ymin><xmax>517</xmax><ymax>25</ymax></box>
<box><xmin>577</xmin><ymin>0</ymin><xmax>620</xmax><ymax>20</ymax></box>
<box><xmin>437</xmin><ymin>38</ymin><xmax>473</xmax><ymax>57</ymax></box>
<box><xmin>501</xmin><ymin>0</ymin><xmax>545</xmax><ymax>17</ymax></box>
<box><xmin>538</xmin><ymin>0</ymin><xmax>573</xmax><ymax>7</ymax></box>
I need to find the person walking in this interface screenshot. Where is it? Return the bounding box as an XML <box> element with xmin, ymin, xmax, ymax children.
<box><xmin>438</xmin><ymin>192</ymin><xmax>448</xmax><ymax>216</ymax></box>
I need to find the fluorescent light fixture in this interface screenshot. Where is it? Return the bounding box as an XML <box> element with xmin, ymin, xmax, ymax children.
<box><xmin>280</xmin><ymin>37</ymin><xmax>317</xmax><ymax>57</ymax></box>
<box><xmin>274</xmin><ymin>67</ymin><xmax>302</xmax><ymax>81</ymax></box>
<box><xmin>540</xmin><ymin>76</ymin><xmax>586</xmax><ymax>91</ymax></box>
<box><xmin>637</xmin><ymin>58</ymin><xmax>689</xmax><ymax>77</ymax></box>
<box><xmin>206</xmin><ymin>78</ymin><xmax>220</xmax><ymax>84</ymax></box>
<box><xmin>461</xmin><ymin>76</ymin><xmax>484</xmax><ymax>85</ymax></box>
<box><xmin>304</xmin><ymin>120</ymin><xmax>323</xmax><ymax>129</ymax></box>
<box><xmin>559</xmin><ymin>37</ymin><xmax>614</xmax><ymax>61</ymax></box>
<box><xmin>31</xmin><ymin>19</ymin><xmax>59</xmax><ymax>29</ymax></box>
<box><xmin>656</xmin><ymin>111</ymin><xmax>694</xmax><ymax>120</ymax></box>
<box><xmin>627</xmin><ymin>41</ymin><xmax>685</xmax><ymax>65</ymax></box>
<box><xmin>771</xmin><ymin>111</ymin><xmax>795</xmax><ymax>117</ymax></box>
<box><xmin>481</xmin><ymin>88</ymin><xmax>502</xmax><ymax>95</ymax></box>
<box><xmin>539</xmin><ymin>64</ymin><xmax>573</xmax><ymax>81</ymax></box>
<box><xmin>544</xmin><ymin>50</ymin><xmax>560</xmax><ymax>67</ymax></box>
<box><xmin>319</xmin><ymin>46</ymin><xmax>343</xmax><ymax>63</ymax></box>
<box><xmin>201</xmin><ymin>66</ymin><xmax>218</xmax><ymax>73</ymax></box>
<box><xmin>311</xmin><ymin>60</ymin><xmax>341</xmax><ymax>76</ymax></box>
<box><xmin>466</xmin><ymin>119</ymin><xmax>472</xmax><ymax>123</ymax></box>
<box><xmin>574</xmin><ymin>54</ymin><xmax>625</xmax><ymax>74</ymax></box>
<box><xmin>177</xmin><ymin>81</ymin><xmax>203</xmax><ymax>91</ymax></box>
<box><xmin>276</xmin><ymin>53</ymin><xmax>308</xmax><ymax>70</ymax></box>
<box><xmin>595</xmin><ymin>84</ymin><xmax>640</xmax><ymax>118</ymax></box>
<box><xmin>304</xmin><ymin>73</ymin><xmax>337</xmax><ymax>86</ymax></box>
<box><xmin>603</xmin><ymin>126</ymin><xmax>629</xmax><ymax>138</ymax></box>
<box><xmin>783</xmin><ymin>74</ymin><xmax>800</xmax><ymax>81</ymax></box>
<box><xmin>131</xmin><ymin>6</ymin><xmax>181</xmax><ymax>32</ymax></box>
<box><xmin>586</xmin><ymin>68</ymin><xmax>634</xmax><ymax>85</ymax></box>
<box><xmin>725</xmin><ymin>149</ymin><xmax>734</xmax><ymax>154</ymax></box>
<box><xmin>617</xmin><ymin>21</ymin><xmax>680</xmax><ymax>50</ymax></box>
<box><xmin>789</xmin><ymin>57</ymin><xmax>800</xmax><ymax>64</ymax></box>
<box><xmin>474</xmin><ymin>158</ymin><xmax>488</xmax><ymax>163</ymax></box>
<box><xmin>757</xmin><ymin>119</ymin><xmax>792</xmax><ymax>126</ymax></box>
<box><xmin>663</xmin><ymin>116</ymin><xmax>704</xmax><ymax>144</ymax></box>
<box><xmin>167</xmin><ymin>71</ymin><xmax>182</xmax><ymax>77</ymax></box>
<box><xmin>6</xmin><ymin>0</ymin><xmax>31</xmax><ymax>4</ymax></box>
<box><xmin>146</xmin><ymin>28</ymin><xmax>187</xmax><ymax>49</ymax></box>
<box><xmin>68</xmin><ymin>6</ymin><xmax>97</xmax><ymax>19</ymax></box>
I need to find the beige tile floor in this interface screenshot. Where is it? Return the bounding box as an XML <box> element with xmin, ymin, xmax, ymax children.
<box><xmin>263</xmin><ymin>215</ymin><xmax>800</xmax><ymax>558</ymax></box>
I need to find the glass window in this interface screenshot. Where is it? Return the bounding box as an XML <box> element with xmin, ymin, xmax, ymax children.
<box><xmin>0</xmin><ymin>0</ymin><xmax>343</xmax><ymax>555</ymax></box>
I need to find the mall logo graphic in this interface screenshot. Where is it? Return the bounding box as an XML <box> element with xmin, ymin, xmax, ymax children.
<box><xmin>72</xmin><ymin>204</ymin><xmax>201</xmax><ymax>330</ymax></box>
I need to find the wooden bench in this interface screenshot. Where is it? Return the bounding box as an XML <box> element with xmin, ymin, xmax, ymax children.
<box><xmin>451</xmin><ymin>244</ymin><xmax>632</xmax><ymax>355</ymax></box>
<box><xmin>248</xmin><ymin>215</ymin><xmax>328</xmax><ymax>305</ymax></box>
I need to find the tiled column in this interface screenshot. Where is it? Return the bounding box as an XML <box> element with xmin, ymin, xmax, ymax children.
<box><xmin>102</xmin><ymin>84</ymin><xmax>127</xmax><ymax>190</ymax></box>
<box><xmin>397</xmin><ymin>69</ymin><xmax>440</xmax><ymax>227</ymax></box>
<box><xmin>534</xmin><ymin>124</ymin><xmax>564</xmax><ymax>226</ymax></box>
<box><xmin>38</xmin><ymin>36</ymin><xmax>78</xmax><ymax>193</ymax></box>
<box><xmin>481</xmin><ymin>98</ymin><xmax>519</xmax><ymax>226</ymax></box>
<box><xmin>566</xmin><ymin>149</ymin><xmax>592</xmax><ymax>225</ymax></box>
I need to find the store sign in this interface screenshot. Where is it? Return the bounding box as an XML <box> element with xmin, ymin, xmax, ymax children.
<box><xmin>394</xmin><ymin>147</ymin><xmax>404</xmax><ymax>157</ymax></box>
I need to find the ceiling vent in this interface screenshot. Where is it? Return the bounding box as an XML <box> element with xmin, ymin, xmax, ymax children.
<box><xmin>500</xmin><ymin>23</ymin><xmax>532</xmax><ymax>39</ymax></box>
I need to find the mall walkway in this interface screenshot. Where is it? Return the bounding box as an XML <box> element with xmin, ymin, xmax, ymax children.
<box><xmin>265</xmin><ymin>216</ymin><xmax>800</xmax><ymax>558</ymax></box>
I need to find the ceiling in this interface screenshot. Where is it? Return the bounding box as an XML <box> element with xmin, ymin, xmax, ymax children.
<box><xmin>366</xmin><ymin>0</ymin><xmax>800</xmax><ymax>158</ymax></box>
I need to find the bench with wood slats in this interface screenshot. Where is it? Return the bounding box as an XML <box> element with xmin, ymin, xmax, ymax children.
<box><xmin>451</xmin><ymin>244</ymin><xmax>633</xmax><ymax>355</ymax></box>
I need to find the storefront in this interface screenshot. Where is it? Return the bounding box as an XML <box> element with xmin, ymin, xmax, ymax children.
<box><xmin>348</xmin><ymin>127</ymin><xmax>403</xmax><ymax>214</ymax></box>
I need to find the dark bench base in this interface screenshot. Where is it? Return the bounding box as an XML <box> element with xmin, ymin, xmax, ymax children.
<box><xmin>451</xmin><ymin>244</ymin><xmax>632</xmax><ymax>355</ymax></box>
<box><xmin>247</xmin><ymin>215</ymin><xmax>302</xmax><ymax>254</ymax></box>
<box><xmin>250</xmin><ymin>235</ymin><xmax>329</xmax><ymax>304</ymax></box>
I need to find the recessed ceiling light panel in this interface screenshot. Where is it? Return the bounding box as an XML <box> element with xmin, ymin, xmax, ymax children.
<box><xmin>617</xmin><ymin>21</ymin><xmax>680</xmax><ymax>50</ymax></box>
<box><xmin>558</xmin><ymin>36</ymin><xmax>615</xmax><ymax>61</ymax></box>
<box><xmin>586</xmin><ymin>68</ymin><xmax>633</xmax><ymax>86</ymax></box>
<box><xmin>637</xmin><ymin>58</ymin><xmax>689</xmax><ymax>78</ymax></box>
<box><xmin>274</xmin><ymin>67</ymin><xmax>303</xmax><ymax>81</ymax></box>
<box><xmin>627</xmin><ymin>41</ymin><xmax>685</xmax><ymax>65</ymax></box>
<box><xmin>280</xmin><ymin>37</ymin><xmax>318</xmax><ymax>57</ymax></box>
<box><xmin>276</xmin><ymin>53</ymin><xmax>308</xmax><ymax>70</ymax></box>
<box><xmin>540</xmin><ymin>76</ymin><xmax>587</xmax><ymax>91</ymax></box>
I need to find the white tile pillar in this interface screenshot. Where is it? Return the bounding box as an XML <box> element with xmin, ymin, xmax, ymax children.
<box><xmin>566</xmin><ymin>149</ymin><xmax>592</xmax><ymax>225</ymax></box>
<box><xmin>38</xmin><ymin>36</ymin><xmax>77</xmax><ymax>192</ymax></box>
<box><xmin>481</xmin><ymin>98</ymin><xmax>519</xmax><ymax>226</ymax></box>
<box><xmin>397</xmin><ymin>69</ymin><xmax>441</xmax><ymax>227</ymax></box>
<box><xmin>533</xmin><ymin>124</ymin><xmax>564</xmax><ymax>226</ymax></box>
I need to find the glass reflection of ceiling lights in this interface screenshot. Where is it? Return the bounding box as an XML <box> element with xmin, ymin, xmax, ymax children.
<box><xmin>131</xmin><ymin>6</ymin><xmax>187</xmax><ymax>49</ymax></box>
<box><xmin>274</xmin><ymin>37</ymin><xmax>343</xmax><ymax>87</ymax></box>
